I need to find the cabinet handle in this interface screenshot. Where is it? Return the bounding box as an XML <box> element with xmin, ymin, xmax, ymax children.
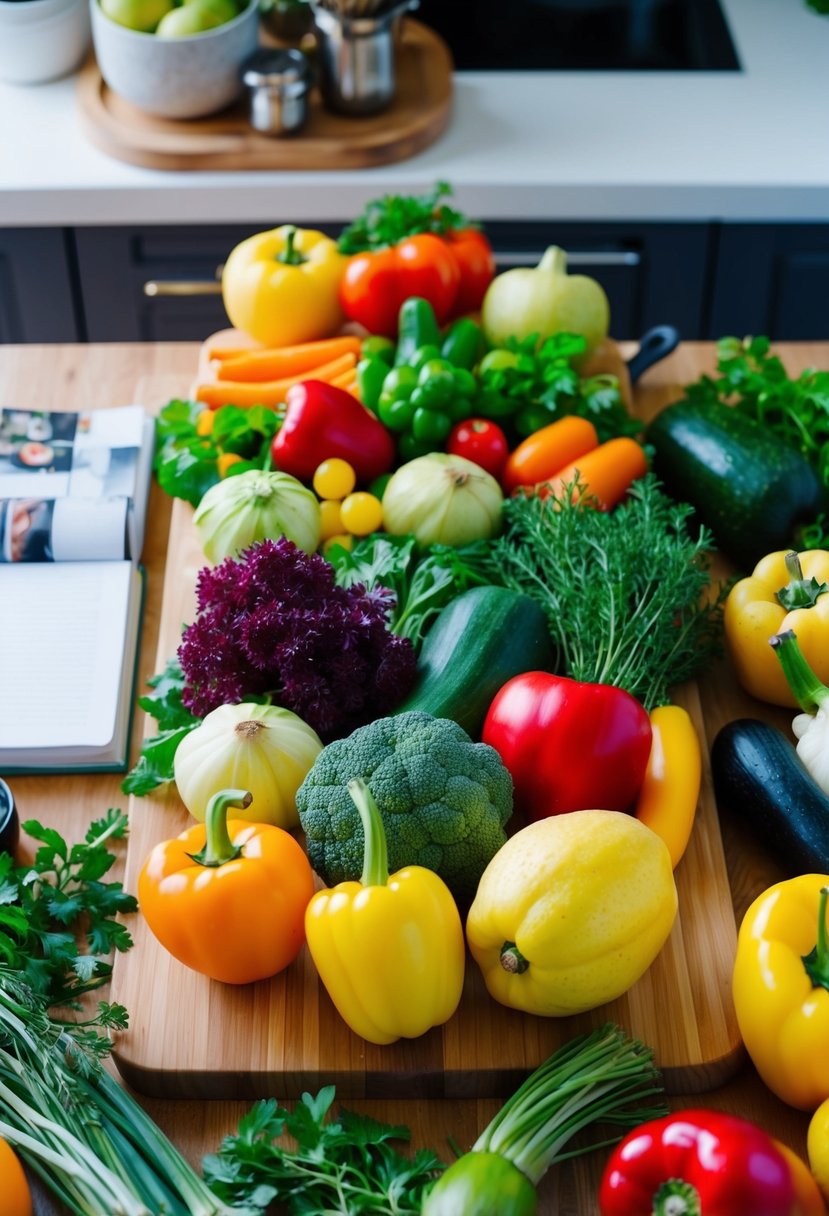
<box><xmin>143</xmin><ymin>280</ymin><xmax>224</xmax><ymax>297</ymax></box>
<box><xmin>493</xmin><ymin>250</ymin><xmax>641</xmax><ymax>268</ymax></box>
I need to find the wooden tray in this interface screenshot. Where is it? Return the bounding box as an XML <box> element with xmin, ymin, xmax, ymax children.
<box><xmin>75</xmin><ymin>20</ymin><xmax>452</xmax><ymax>171</ymax></box>
<box><xmin>110</xmin><ymin>373</ymin><xmax>744</xmax><ymax>1100</ymax></box>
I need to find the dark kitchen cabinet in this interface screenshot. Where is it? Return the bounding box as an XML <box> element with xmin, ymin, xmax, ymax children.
<box><xmin>72</xmin><ymin>220</ymin><xmax>711</xmax><ymax>345</ymax></box>
<box><xmin>708</xmin><ymin>224</ymin><xmax>829</xmax><ymax>340</ymax></box>
<box><xmin>0</xmin><ymin>230</ymin><xmax>80</xmax><ymax>343</ymax></box>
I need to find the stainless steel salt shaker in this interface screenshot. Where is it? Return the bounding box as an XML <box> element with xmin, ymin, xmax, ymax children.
<box><xmin>242</xmin><ymin>48</ymin><xmax>313</xmax><ymax>137</ymax></box>
<box><xmin>309</xmin><ymin>0</ymin><xmax>418</xmax><ymax>117</ymax></box>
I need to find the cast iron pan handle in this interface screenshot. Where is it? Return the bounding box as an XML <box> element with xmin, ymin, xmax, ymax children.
<box><xmin>626</xmin><ymin>325</ymin><xmax>681</xmax><ymax>384</ymax></box>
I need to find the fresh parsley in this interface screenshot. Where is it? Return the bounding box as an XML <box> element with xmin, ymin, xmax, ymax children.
<box><xmin>203</xmin><ymin>1085</ymin><xmax>444</xmax><ymax>1215</ymax></box>
<box><xmin>337</xmin><ymin>182</ymin><xmax>474</xmax><ymax>255</ymax></box>
<box><xmin>154</xmin><ymin>398</ymin><xmax>280</xmax><ymax>508</ymax></box>
<box><xmin>479</xmin><ymin>332</ymin><xmax>640</xmax><ymax>443</ymax></box>
<box><xmin>684</xmin><ymin>336</ymin><xmax>829</xmax><ymax>546</ymax></box>
<box><xmin>121</xmin><ymin>656</ymin><xmax>200</xmax><ymax>795</ymax></box>
<box><xmin>0</xmin><ymin>809</ymin><xmax>136</xmax><ymax>1007</ymax></box>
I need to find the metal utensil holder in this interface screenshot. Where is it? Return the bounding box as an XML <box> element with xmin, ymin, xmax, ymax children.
<box><xmin>309</xmin><ymin>0</ymin><xmax>418</xmax><ymax>116</ymax></box>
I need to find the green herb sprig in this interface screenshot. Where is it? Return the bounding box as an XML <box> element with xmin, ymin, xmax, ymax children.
<box><xmin>337</xmin><ymin>182</ymin><xmax>473</xmax><ymax>255</ymax></box>
<box><xmin>203</xmin><ymin>1085</ymin><xmax>444</xmax><ymax>1215</ymax></box>
<box><xmin>121</xmin><ymin>657</ymin><xmax>200</xmax><ymax>796</ymax></box>
<box><xmin>685</xmin><ymin>336</ymin><xmax>829</xmax><ymax>546</ymax></box>
<box><xmin>456</xmin><ymin>475</ymin><xmax>726</xmax><ymax>709</ymax></box>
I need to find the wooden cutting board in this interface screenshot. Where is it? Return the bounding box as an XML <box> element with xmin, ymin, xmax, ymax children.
<box><xmin>75</xmin><ymin>19</ymin><xmax>452</xmax><ymax>171</ymax></box>
<box><xmin>110</xmin><ymin>362</ymin><xmax>743</xmax><ymax>1101</ymax></box>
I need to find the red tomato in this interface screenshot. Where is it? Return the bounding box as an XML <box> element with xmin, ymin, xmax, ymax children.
<box><xmin>443</xmin><ymin>228</ymin><xmax>496</xmax><ymax>316</ymax></box>
<box><xmin>448</xmin><ymin>419</ymin><xmax>509</xmax><ymax>479</ymax></box>
<box><xmin>339</xmin><ymin>234</ymin><xmax>462</xmax><ymax>337</ymax></box>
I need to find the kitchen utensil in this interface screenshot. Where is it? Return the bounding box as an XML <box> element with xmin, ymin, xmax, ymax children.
<box><xmin>309</xmin><ymin>0</ymin><xmax>418</xmax><ymax>116</ymax></box>
<box><xmin>0</xmin><ymin>778</ymin><xmax>19</xmax><ymax>856</ymax></box>
<box><xmin>242</xmin><ymin>47</ymin><xmax>312</xmax><ymax>135</ymax></box>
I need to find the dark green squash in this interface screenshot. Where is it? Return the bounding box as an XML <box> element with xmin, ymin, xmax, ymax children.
<box><xmin>646</xmin><ymin>397</ymin><xmax>824</xmax><ymax>572</ymax></box>
<box><xmin>395</xmin><ymin>585</ymin><xmax>554</xmax><ymax>738</ymax></box>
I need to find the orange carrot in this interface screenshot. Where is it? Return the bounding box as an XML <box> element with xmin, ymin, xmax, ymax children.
<box><xmin>196</xmin><ymin>352</ymin><xmax>357</xmax><ymax>410</ymax></box>
<box><xmin>540</xmin><ymin>436</ymin><xmax>649</xmax><ymax>510</ymax></box>
<box><xmin>216</xmin><ymin>337</ymin><xmax>362</xmax><ymax>382</ymax></box>
<box><xmin>330</xmin><ymin>369</ymin><xmax>359</xmax><ymax>391</ymax></box>
<box><xmin>502</xmin><ymin>415</ymin><xmax>599</xmax><ymax>494</ymax></box>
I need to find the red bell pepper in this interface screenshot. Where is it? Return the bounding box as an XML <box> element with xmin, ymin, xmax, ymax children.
<box><xmin>270</xmin><ymin>380</ymin><xmax>395</xmax><ymax>484</ymax></box>
<box><xmin>338</xmin><ymin>233</ymin><xmax>462</xmax><ymax>337</ymax></box>
<box><xmin>599</xmin><ymin>1109</ymin><xmax>823</xmax><ymax>1216</ymax></box>
<box><xmin>481</xmin><ymin>671</ymin><xmax>652</xmax><ymax>821</ymax></box>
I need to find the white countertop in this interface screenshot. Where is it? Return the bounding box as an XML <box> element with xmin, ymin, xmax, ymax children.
<box><xmin>1</xmin><ymin>0</ymin><xmax>828</xmax><ymax>227</ymax></box>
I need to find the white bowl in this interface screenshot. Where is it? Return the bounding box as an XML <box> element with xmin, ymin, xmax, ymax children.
<box><xmin>0</xmin><ymin>0</ymin><xmax>91</xmax><ymax>84</ymax></box>
<box><xmin>90</xmin><ymin>0</ymin><xmax>260</xmax><ymax>119</ymax></box>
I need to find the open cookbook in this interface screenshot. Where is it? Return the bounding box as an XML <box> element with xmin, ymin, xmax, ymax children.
<box><xmin>0</xmin><ymin>405</ymin><xmax>155</xmax><ymax>772</ymax></box>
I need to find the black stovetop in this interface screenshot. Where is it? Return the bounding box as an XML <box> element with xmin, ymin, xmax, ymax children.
<box><xmin>416</xmin><ymin>0</ymin><xmax>741</xmax><ymax>71</ymax></box>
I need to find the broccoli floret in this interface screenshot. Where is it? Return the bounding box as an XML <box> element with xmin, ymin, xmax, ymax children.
<box><xmin>295</xmin><ymin>711</ymin><xmax>513</xmax><ymax>902</ymax></box>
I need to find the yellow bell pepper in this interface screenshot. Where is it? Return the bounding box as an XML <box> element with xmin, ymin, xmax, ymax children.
<box><xmin>221</xmin><ymin>225</ymin><xmax>346</xmax><ymax>349</ymax></box>
<box><xmin>634</xmin><ymin>704</ymin><xmax>702</xmax><ymax>870</ymax></box>
<box><xmin>304</xmin><ymin>779</ymin><xmax>465</xmax><ymax>1045</ymax></box>
<box><xmin>733</xmin><ymin>875</ymin><xmax>829</xmax><ymax>1111</ymax></box>
<box><xmin>725</xmin><ymin>549</ymin><xmax>829</xmax><ymax>707</ymax></box>
<box><xmin>466</xmin><ymin>809</ymin><xmax>677</xmax><ymax>1017</ymax></box>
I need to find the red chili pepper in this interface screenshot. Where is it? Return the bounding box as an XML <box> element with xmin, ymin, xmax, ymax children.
<box><xmin>270</xmin><ymin>380</ymin><xmax>395</xmax><ymax>484</ymax></box>
<box><xmin>447</xmin><ymin>418</ymin><xmax>509</xmax><ymax>479</ymax></box>
<box><xmin>339</xmin><ymin>233</ymin><xmax>462</xmax><ymax>337</ymax></box>
<box><xmin>442</xmin><ymin>227</ymin><xmax>496</xmax><ymax>315</ymax></box>
<box><xmin>481</xmin><ymin>671</ymin><xmax>652</xmax><ymax>821</ymax></box>
<box><xmin>599</xmin><ymin>1110</ymin><xmax>814</xmax><ymax>1216</ymax></box>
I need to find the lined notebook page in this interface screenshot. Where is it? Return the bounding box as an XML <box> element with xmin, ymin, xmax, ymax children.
<box><xmin>0</xmin><ymin>562</ymin><xmax>132</xmax><ymax>749</ymax></box>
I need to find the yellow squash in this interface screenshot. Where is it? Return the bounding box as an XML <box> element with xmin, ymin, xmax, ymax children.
<box><xmin>733</xmin><ymin>875</ymin><xmax>829</xmax><ymax>1111</ymax></box>
<box><xmin>725</xmin><ymin>549</ymin><xmax>829</xmax><ymax>707</ymax></box>
<box><xmin>305</xmin><ymin>779</ymin><xmax>465</xmax><ymax>1045</ymax></box>
<box><xmin>466</xmin><ymin>809</ymin><xmax>677</xmax><ymax>1017</ymax></box>
<box><xmin>221</xmin><ymin>224</ymin><xmax>346</xmax><ymax>349</ymax></box>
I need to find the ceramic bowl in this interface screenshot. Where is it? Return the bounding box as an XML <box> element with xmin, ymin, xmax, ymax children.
<box><xmin>90</xmin><ymin>0</ymin><xmax>260</xmax><ymax>119</ymax></box>
<box><xmin>0</xmin><ymin>778</ymin><xmax>19</xmax><ymax>856</ymax></box>
<box><xmin>0</xmin><ymin>0</ymin><xmax>91</xmax><ymax>84</ymax></box>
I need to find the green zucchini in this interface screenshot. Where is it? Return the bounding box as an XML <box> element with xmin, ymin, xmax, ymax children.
<box><xmin>395</xmin><ymin>585</ymin><xmax>554</xmax><ymax>738</ymax></box>
<box><xmin>711</xmin><ymin>718</ymin><xmax>829</xmax><ymax>874</ymax></box>
<box><xmin>646</xmin><ymin>397</ymin><xmax>824</xmax><ymax>571</ymax></box>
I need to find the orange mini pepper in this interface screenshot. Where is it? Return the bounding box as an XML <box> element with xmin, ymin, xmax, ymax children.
<box><xmin>0</xmin><ymin>1139</ymin><xmax>32</xmax><ymax>1216</ymax></box>
<box><xmin>138</xmin><ymin>788</ymin><xmax>315</xmax><ymax>985</ymax></box>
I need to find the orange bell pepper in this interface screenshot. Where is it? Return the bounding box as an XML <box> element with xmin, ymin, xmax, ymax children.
<box><xmin>0</xmin><ymin>1139</ymin><xmax>32</xmax><ymax>1216</ymax></box>
<box><xmin>138</xmin><ymin>788</ymin><xmax>315</xmax><ymax>985</ymax></box>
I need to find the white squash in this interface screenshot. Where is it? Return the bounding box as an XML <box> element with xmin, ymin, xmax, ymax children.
<box><xmin>174</xmin><ymin>702</ymin><xmax>322</xmax><ymax>828</ymax></box>
<box><xmin>193</xmin><ymin>468</ymin><xmax>321</xmax><ymax>562</ymax></box>
<box><xmin>382</xmin><ymin>453</ymin><xmax>503</xmax><ymax>547</ymax></box>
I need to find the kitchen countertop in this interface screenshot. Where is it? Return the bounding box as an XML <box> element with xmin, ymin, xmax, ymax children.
<box><xmin>0</xmin><ymin>0</ymin><xmax>828</xmax><ymax>228</ymax></box>
<box><xmin>5</xmin><ymin>338</ymin><xmax>825</xmax><ymax>1216</ymax></box>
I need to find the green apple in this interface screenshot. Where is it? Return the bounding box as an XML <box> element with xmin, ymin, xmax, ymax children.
<box><xmin>155</xmin><ymin>0</ymin><xmax>237</xmax><ymax>34</ymax></box>
<box><xmin>99</xmin><ymin>0</ymin><xmax>174</xmax><ymax>31</ymax></box>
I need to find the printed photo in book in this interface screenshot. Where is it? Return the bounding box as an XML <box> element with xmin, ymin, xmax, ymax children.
<box><xmin>0</xmin><ymin>404</ymin><xmax>155</xmax><ymax>774</ymax></box>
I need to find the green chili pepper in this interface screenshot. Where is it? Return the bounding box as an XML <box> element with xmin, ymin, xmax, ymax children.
<box><xmin>417</xmin><ymin>360</ymin><xmax>457</xmax><ymax>408</ymax></box>
<box><xmin>441</xmin><ymin>317</ymin><xmax>486</xmax><ymax>370</ymax></box>
<box><xmin>451</xmin><ymin>367</ymin><xmax>478</xmax><ymax>399</ymax></box>
<box><xmin>398</xmin><ymin>432</ymin><xmax>435</xmax><ymax>461</ymax></box>
<box><xmin>361</xmin><ymin>335</ymin><xmax>396</xmax><ymax>365</ymax></box>
<box><xmin>381</xmin><ymin>365</ymin><xmax>418</xmax><ymax>400</ymax></box>
<box><xmin>378</xmin><ymin>395</ymin><xmax>417</xmax><ymax>433</ymax></box>
<box><xmin>395</xmin><ymin>297</ymin><xmax>443</xmax><ymax>367</ymax></box>
<box><xmin>357</xmin><ymin>358</ymin><xmax>390</xmax><ymax>414</ymax></box>
<box><xmin>412</xmin><ymin>407</ymin><xmax>452</xmax><ymax>444</ymax></box>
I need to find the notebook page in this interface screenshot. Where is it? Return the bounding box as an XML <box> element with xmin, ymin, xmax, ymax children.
<box><xmin>0</xmin><ymin>562</ymin><xmax>132</xmax><ymax>750</ymax></box>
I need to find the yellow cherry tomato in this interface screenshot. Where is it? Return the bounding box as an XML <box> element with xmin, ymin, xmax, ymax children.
<box><xmin>340</xmin><ymin>492</ymin><xmax>383</xmax><ymax>537</ymax></box>
<box><xmin>313</xmin><ymin>459</ymin><xmax>356</xmax><ymax>500</ymax></box>
<box><xmin>322</xmin><ymin>533</ymin><xmax>353</xmax><ymax>556</ymax></box>
<box><xmin>319</xmin><ymin>499</ymin><xmax>344</xmax><ymax>541</ymax></box>
<box><xmin>196</xmin><ymin>408</ymin><xmax>215</xmax><ymax>437</ymax></box>
<box><xmin>809</xmin><ymin>1097</ymin><xmax>829</xmax><ymax>1202</ymax></box>
<box><xmin>217</xmin><ymin>452</ymin><xmax>244</xmax><ymax>478</ymax></box>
